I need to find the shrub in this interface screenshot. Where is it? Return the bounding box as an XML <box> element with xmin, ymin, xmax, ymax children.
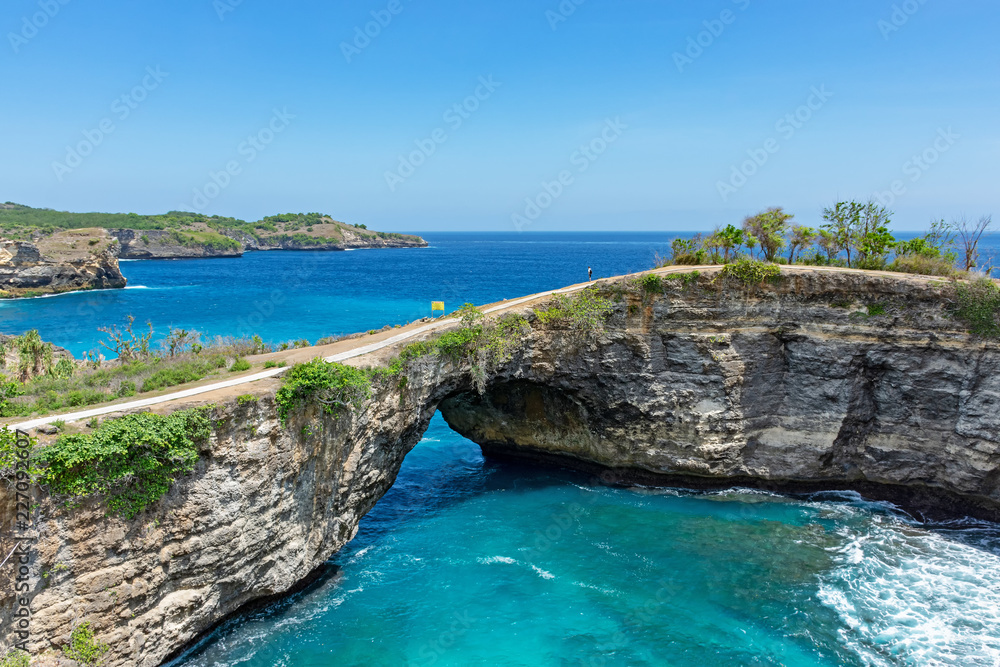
<box><xmin>721</xmin><ymin>258</ymin><xmax>781</xmax><ymax>286</ymax></box>
<box><xmin>665</xmin><ymin>270</ymin><xmax>700</xmax><ymax>289</ymax></box>
<box><xmin>36</xmin><ymin>409</ymin><xmax>209</xmax><ymax>518</ymax></box>
<box><xmin>0</xmin><ymin>648</ymin><xmax>31</xmax><ymax>667</ymax></box>
<box><xmin>867</xmin><ymin>303</ymin><xmax>887</xmax><ymax>317</ymax></box>
<box><xmin>887</xmin><ymin>255</ymin><xmax>958</xmax><ymax>277</ymax></box>
<box><xmin>230</xmin><ymin>358</ymin><xmax>251</xmax><ymax>372</ymax></box>
<box><xmin>237</xmin><ymin>394</ymin><xmax>258</xmax><ymax>406</ymax></box>
<box><xmin>954</xmin><ymin>278</ymin><xmax>1000</xmax><ymax>337</ymax></box>
<box><xmin>636</xmin><ymin>274</ymin><xmax>663</xmax><ymax>294</ymax></box>
<box><xmin>275</xmin><ymin>359</ymin><xmax>371</xmax><ymax>424</ymax></box>
<box><xmin>63</xmin><ymin>622</ymin><xmax>109</xmax><ymax>666</ymax></box>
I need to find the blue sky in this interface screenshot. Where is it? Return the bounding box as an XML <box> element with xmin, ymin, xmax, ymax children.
<box><xmin>2</xmin><ymin>0</ymin><xmax>997</xmax><ymax>231</ymax></box>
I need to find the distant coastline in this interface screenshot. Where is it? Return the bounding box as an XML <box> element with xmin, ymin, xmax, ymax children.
<box><xmin>0</xmin><ymin>204</ymin><xmax>427</xmax><ymax>297</ymax></box>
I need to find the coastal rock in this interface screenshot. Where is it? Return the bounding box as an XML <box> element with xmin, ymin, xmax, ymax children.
<box><xmin>1</xmin><ymin>270</ymin><xmax>998</xmax><ymax>666</ymax></box>
<box><xmin>109</xmin><ymin>229</ymin><xmax>242</xmax><ymax>260</ymax></box>
<box><xmin>0</xmin><ymin>230</ymin><xmax>126</xmax><ymax>297</ymax></box>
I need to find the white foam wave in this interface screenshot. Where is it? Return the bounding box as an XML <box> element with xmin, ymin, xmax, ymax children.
<box><xmin>818</xmin><ymin>520</ymin><xmax>1000</xmax><ymax>666</ymax></box>
<box><xmin>531</xmin><ymin>565</ymin><xmax>555</xmax><ymax>580</ymax></box>
<box><xmin>477</xmin><ymin>555</ymin><xmax>517</xmax><ymax>565</ymax></box>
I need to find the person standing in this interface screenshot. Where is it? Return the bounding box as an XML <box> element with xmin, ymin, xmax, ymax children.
<box><xmin>588</xmin><ymin>266</ymin><xmax>593</xmax><ymax>282</ymax></box>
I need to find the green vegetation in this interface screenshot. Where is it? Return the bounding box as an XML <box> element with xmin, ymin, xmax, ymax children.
<box><xmin>720</xmin><ymin>258</ymin><xmax>781</xmax><ymax>286</ymax></box>
<box><xmin>237</xmin><ymin>394</ymin><xmax>258</xmax><ymax>406</ymax></box>
<box><xmin>0</xmin><ymin>649</ymin><xmax>31</xmax><ymax>667</ymax></box>
<box><xmin>275</xmin><ymin>359</ymin><xmax>372</xmax><ymax>424</ymax></box>
<box><xmin>866</xmin><ymin>303</ymin><xmax>888</xmax><ymax>317</ymax></box>
<box><xmin>264</xmin><ymin>360</ymin><xmax>287</xmax><ymax>369</ymax></box>
<box><xmin>0</xmin><ymin>426</ymin><xmax>39</xmax><ymax>482</ymax></box>
<box><xmin>659</xmin><ymin>201</ymin><xmax>993</xmax><ymax>277</ymax></box>
<box><xmin>230</xmin><ymin>358</ymin><xmax>251</xmax><ymax>372</ymax></box>
<box><xmin>37</xmin><ymin>409</ymin><xmax>210</xmax><ymax>519</ymax></box>
<box><xmin>665</xmin><ymin>270</ymin><xmax>700</xmax><ymax>288</ymax></box>
<box><xmin>0</xmin><ymin>203</ymin><xmax>422</xmax><ymax>249</ymax></box>
<box><xmin>0</xmin><ymin>325</ymin><xmax>267</xmax><ymax>419</ymax></box>
<box><xmin>534</xmin><ymin>289</ymin><xmax>614</xmax><ymax>335</ymax></box>
<box><xmin>63</xmin><ymin>622</ymin><xmax>109</xmax><ymax>666</ymax></box>
<box><xmin>954</xmin><ymin>277</ymin><xmax>1000</xmax><ymax>337</ymax></box>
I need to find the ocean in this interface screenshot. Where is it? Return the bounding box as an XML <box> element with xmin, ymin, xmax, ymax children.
<box><xmin>3</xmin><ymin>232</ymin><xmax>999</xmax><ymax>666</ymax></box>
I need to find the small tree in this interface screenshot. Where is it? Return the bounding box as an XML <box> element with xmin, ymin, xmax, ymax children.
<box><xmin>816</xmin><ymin>229</ymin><xmax>841</xmax><ymax>264</ymax></box>
<box><xmin>708</xmin><ymin>224</ymin><xmax>746</xmax><ymax>263</ymax></box>
<box><xmin>854</xmin><ymin>200</ymin><xmax>895</xmax><ymax>269</ymax></box>
<box><xmin>163</xmin><ymin>328</ymin><xmax>200</xmax><ymax>357</ymax></box>
<box><xmin>822</xmin><ymin>201</ymin><xmax>861</xmax><ymax>267</ymax></box>
<box><xmin>15</xmin><ymin>330</ymin><xmax>53</xmax><ymax>381</ymax></box>
<box><xmin>98</xmin><ymin>315</ymin><xmax>153</xmax><ymax>363</ymax></box>
<box><xmin>742</xmin><ymin>207</ymin><xmax>792</xmax><ymax>262</ymax></box>
<box><xmin>787</xmin><ymin>226</ymin><xmax>817</xmax><ymax>264</ymax></box>
<box><xmin>952</xmin><ymin>215</ymin><xmax>993</xmax><ymax>272</ymax></box>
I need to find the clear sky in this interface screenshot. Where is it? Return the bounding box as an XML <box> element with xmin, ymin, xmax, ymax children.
<box><xmin>2</xmin><ymin>0</ymin><xmax>997</xmax><ymax>231</ymax></box>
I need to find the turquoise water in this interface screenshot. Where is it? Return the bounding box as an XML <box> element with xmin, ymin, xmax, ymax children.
<box><xmin>3</xmin><ymin>232</ymin><xmax>999</xmax><ymax>665</ymax></box>
<box><xmin>167</xmin><ymin>415</ymin><xmax>1000</xmax><ymax>667</ymax></box>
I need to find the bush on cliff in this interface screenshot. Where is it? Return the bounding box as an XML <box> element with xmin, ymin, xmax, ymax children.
<box><xmin>954</xmin><ymin>277</ymin><xmax>1000</xmax><ymax>337</ymax></box>
<box><xmin>534</xmin><ymin>289</ymin><xmax>613</xmax><ymax>334</ymax></box>
<box><xmin>276</xmin><ymin>359</ymin><xmax>372</xmax><ymax>424</ymax></box>
<box><xmin>720</xmin><ymin>258</ymin><xmax>782</xmax><ymax>286</ymax></box>
<box><xmin>36</xmin><ymin>409</ymin><xmax>210</xmax><ymax>519</ymax></box>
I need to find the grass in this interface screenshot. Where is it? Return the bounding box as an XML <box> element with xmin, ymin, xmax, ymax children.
<box><xmin>0</xmin><ymin>335</ymin><xmax>266</xmax><ymax>419</ymax></box>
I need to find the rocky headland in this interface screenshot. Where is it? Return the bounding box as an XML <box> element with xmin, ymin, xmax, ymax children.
<box><xmin>2</xmin><ymin>268</ymin><xmax>998</xmax><ymax>666</ymax></box>
<box><xmin>0</xmin><ymin>229</ymin><xmax>126</xmax><ymax>298</ymax></box>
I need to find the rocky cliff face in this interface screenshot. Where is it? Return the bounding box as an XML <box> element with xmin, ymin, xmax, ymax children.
<box><xmin>0</xmin><ymin>230</ymin><xmax>126</xmax><ymax>297</ymax></box>
<box><xmin>109</xmin><ymin>230</ymin><xmax>242</xmax><ymax>260</ymax></box>
<box><xmin>110</xmin><ymin>227</ymin><xmax>427</xmax><ymax>259</ymax></box>
<box><xmin>441</xmin><ymin>271</ymin><xmax>1000</xmax><ymax>521</ymax></box>
<box><xmin>2</xmin><ymin>270</ymin><xmax>998</xmax><ymax>666</ymax></box>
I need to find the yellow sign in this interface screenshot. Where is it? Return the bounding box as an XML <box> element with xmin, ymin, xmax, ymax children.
<box><xmin>431</xmin><ymin>301</ymin><xmax>445</xmax><ymax>311</ymax></box>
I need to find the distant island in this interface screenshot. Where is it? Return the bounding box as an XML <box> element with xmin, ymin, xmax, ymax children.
<box><xmin>0</xmin><ymin>203</ymin><xmax>427</xmax><ymax>297</ymax></box>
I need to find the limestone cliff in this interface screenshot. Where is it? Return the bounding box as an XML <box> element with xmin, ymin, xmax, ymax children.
<box><xmin>1</xmin><ymin>269</ymin><xmax>998</xmax><ymax>666</ymax></box>
<box><xmin>0</xmin><ymin>230</ymin><xmax>126</xmax><ymax>297</ymax></box>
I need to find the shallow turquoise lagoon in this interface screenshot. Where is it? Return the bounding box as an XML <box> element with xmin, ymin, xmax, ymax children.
<box><xmin>166</xmin><ymin>415</ymin><xmax>1000</xmax><ymax>667</ymax></box>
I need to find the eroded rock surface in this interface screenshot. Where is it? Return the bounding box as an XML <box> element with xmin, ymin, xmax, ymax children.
<box><xmin>0</xmin><ymin>230</ymin><xmax>126</xmax><ymax>297</ymax></box>
<box><xmin>1</xmin><ymin>270</ymin><xmax>998</xmax><ymax>666</ymax></box>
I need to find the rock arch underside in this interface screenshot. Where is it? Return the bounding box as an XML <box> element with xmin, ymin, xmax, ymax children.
<box><xmin>2</xmin><ymin>270</ymin><xmax>999</xmax><ymax>666</ymax></box>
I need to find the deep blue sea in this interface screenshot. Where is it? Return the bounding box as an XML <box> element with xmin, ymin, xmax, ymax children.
<box><xmin>3</xmin><ymin>233</ymin><xmax>1000</xmax><ymax>666</ymax></box>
